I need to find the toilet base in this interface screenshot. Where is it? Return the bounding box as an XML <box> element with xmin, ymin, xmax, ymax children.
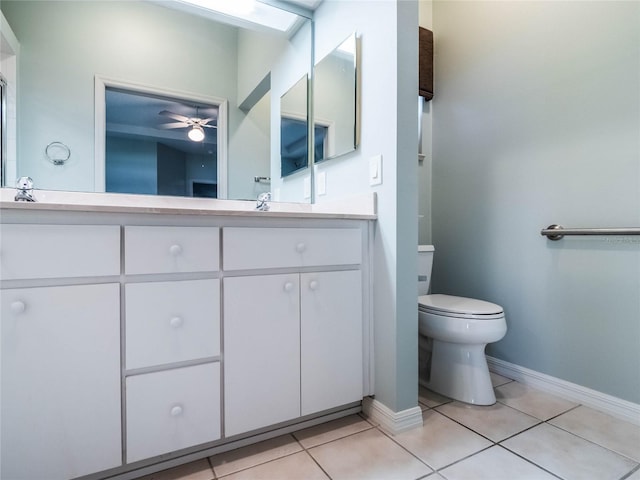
<box><xmin>421</xmin><ymin>340</ymin><xmax>496</xmax><ymax>405</ymax></box>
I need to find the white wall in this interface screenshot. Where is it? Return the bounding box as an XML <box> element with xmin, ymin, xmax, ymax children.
<box><xmin>432</xmin><ymin>1</ymin><xmax>640</xmax><ymax>403</ymax></box>
<box><xmin>314</xmin><ymin>0</ymin><xmax>419</xmax><ymax>413</ymax></box>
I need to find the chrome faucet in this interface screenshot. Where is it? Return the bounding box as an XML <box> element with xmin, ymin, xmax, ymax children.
<box><xmin>15</xmin><ymin>177</ymin><xmax>36</xmax><ymax>202</ymax></box>
<box><xmin>256</xmin><ymin>192</ymin><xmax>271</xmax><ymax>211</ymax></box>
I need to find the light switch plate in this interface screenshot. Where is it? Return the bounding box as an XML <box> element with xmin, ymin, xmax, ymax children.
<box><xmin>369</xmin><ymin>154</ymin><xmax>382</xmax><ymax>186</ymax></box>
<box><xmin>317</xmin><ymin>171</ymin><xmax>327</xmax><ymax>196</ymax></box>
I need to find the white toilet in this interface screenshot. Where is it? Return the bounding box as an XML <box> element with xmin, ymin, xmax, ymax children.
<box><xmin>418</xmin><ymin>245</ymin><xmax>507</xmax><ymax>405</ymax></box>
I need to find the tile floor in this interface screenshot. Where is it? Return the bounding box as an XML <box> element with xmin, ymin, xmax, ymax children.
<box><xmin>140</xmin><ymin>373</ymin><xmax>640</xmax><ymax>480</ymax></box>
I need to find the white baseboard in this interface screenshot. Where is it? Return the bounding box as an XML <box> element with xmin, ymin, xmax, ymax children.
<box><xmin>487</xmin><ymin>356</ymin><xmax>640</xmax><ymax>426</ymax></box>
<box><xmin>362</xmin><ymin>397</ymin><xmax>423</xmax><ymax>435</ymax></box>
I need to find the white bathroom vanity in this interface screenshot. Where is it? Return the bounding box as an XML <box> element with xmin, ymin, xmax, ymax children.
<box><xmin>0</xmin><ymin>190</ymin><xmax>376</xmax><ymax>480</ymax></box>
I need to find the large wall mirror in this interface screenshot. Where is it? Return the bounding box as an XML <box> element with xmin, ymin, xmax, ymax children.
<box><xmin>314</xmin><ymin>32</ymin><xmax>358</xmax><ymax>163</ymax></box>
<box><xmin>0</xmin><ymin>0</ymin><xmax>312</xmax><ymax>202</ymax></box>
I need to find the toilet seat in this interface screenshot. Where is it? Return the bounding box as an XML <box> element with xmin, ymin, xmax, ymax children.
<box><xmin>419</xmin><ymin>294</ymin><xmax>504</xmax><ymax>320</ymax></box>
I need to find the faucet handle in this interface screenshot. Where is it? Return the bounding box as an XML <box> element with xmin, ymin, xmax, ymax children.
<box><xmin>16</xmin><ymin>176</ymin><xmax>34</xmax><ymax>190</ymax></box>
<box><xmin>256</xmin><ymin>192</ymin><xmax>272</xmax><ymax>211</ymax></box>
<box><xmin>15</xmin><ymin>176</ymin><xmax>36</xmax><ymax>202</ymax></box>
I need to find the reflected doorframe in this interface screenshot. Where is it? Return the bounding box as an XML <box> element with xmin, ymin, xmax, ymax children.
<box><xmin>94</xmin><ymin>76</ymin><xmax>229</xmax><ymax>198</ymax></box>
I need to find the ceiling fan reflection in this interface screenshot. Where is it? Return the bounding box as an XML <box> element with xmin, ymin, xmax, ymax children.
<box><xmin>158</xmin><ymin>109</ymin><xmax>217</xmax><ymax>142</ymax></box>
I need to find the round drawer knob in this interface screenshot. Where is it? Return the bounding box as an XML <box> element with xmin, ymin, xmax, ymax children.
<box><xmin>283</xmin><ymin>282</ymin><xmax>294</xmax><ymax>292</ymax></box>
<box><xmin>295</xmin><ymin>242</ymin><xmax>306</xmax><ymax>253</ymax></box>
<box><xmin>11</xmin><ymin>301</ymin><xmax>26</xmax><ymax>314</ymax></box>
<box><xmin>170</xmin><ymin>316</ymin><xmax>183</xmax><ymax>328</ymax></box>
<box><xmin>169</xmin><ymin>244</ymin><xmax>183</xmax><ymax>256</ymax></box>
<box><xmin>309</xmin><ymin>280</ymin><xmax>319</xmax><ymax>291</ymax></box>
<box><xmin>170</xmin><ymin>405</ymin><xmax>183</xmax><ymax>417</ymax></box>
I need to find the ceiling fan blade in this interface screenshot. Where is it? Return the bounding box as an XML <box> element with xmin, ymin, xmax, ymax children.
<box><xmin>202</xmin><ymin>124</ymin><xmax>217</xmax><ymax>129</ymax></box>
<box><xmin>158</xmin><ymin>122</ymin><xmax>189</xmax><ymax>129</ymax></box>
<box><xmin>200</xmin><ymin>118</ymin><xmax>215</xmax><ymax>125</ymax></box>
<box><xmin>159</xmin><ymin>110</ymin><xmax>191</xmax><ymax>122</ymax></box>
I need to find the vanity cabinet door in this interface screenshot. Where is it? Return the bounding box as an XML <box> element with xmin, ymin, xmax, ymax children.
<box><xmin>1</xmin><ymin>283</ymin><xmax>122</xmax><ymax>480</ymax></box>
<box><xmin>301</xmin><ymin>270</ymin><xmax>363</xmax><ymax>416</ymax></box>
<box><xmin>126</xmin><ymin>363</ymin><xmax>221</xmax><ymax>464</ymax></box>
<box><xmin>223</xmin><ymin>274</ymin><xmax>300</xmax><ymax>437</ymax></box>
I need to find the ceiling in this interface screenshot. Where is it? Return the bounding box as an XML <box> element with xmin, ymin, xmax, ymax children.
<box><xmin>280</xmin><ymin>0</ymin><xmax>323</xmax><ymax>10</ymax></box>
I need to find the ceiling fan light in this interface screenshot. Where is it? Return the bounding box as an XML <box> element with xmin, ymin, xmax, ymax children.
<box><xmin>188</xmin><ymin>125</ymin><xmax>205</xmax><ymax>142</ymax></box>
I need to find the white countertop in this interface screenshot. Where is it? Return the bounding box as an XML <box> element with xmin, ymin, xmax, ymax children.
<box><xmin>0</xmin><ymin>189</ymin><xmax>377</xmax><ymax>220</ymax></box>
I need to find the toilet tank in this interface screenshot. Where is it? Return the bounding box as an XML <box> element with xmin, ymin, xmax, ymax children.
<box><xmin>418</xmin><ymin>245</ymin><xmax>434</xmax><ymax>296</ymax></box>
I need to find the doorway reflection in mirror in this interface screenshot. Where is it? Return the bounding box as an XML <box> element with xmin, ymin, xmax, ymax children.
<box><xmin>105</xmin><ymin>88</ymin><xmax>219</xmax><ymax>198</ymax></box>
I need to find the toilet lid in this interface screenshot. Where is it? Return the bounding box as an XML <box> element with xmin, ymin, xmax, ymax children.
<box><xmin>419</xmin><ymin>294</ymin><xmax>503</xmax><ymax>316</ymax></box>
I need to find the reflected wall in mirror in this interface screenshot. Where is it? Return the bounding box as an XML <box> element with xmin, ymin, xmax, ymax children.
<box><xmin>0</xmin><ymin>0</ymin><xmax>312</xmax><ymax>202</ymax></box>
<box><xmin>314</xmin><ymin>32</ymin><xmax>358</xmax><ymax>163</ymax></box>
<box><xmin>280</xmin><ymin>75</ymin><xmax>308</xmax><ymax>177</ymax></box>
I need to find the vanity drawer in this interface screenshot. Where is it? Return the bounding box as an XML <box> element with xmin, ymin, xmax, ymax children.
<box><xmin>223</xmin><ymin>227</ymin><xmax>361</xmax><ymax>270</ymax></box>
<box><xmin>126</xmin><ymin>362</ymin><xmax>221</xmax><ymax>463</ymax></box>
<box><xmin>125</xmin><ymin>279</ymin><xmax>220</xmax><ymax>370</ymax></box>
<box><xmin>0</xmin><ymin>224</ymin><xmax>120</xmax><ymax>280</ymax></box>
<box><xmin>124</xmin><ymin>226</ymin><xmax>219</xmax><ymax>274</ymax></box>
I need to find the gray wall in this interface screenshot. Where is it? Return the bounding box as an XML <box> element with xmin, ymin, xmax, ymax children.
<box><xmin>432</xmin><ymin>1</ymin><xmax>640</xmax><ymax>403</ymax></box>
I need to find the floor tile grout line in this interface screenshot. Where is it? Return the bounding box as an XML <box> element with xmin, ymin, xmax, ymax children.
<box><xmin>494</xmin><ymin>443</ymin><xmax>565</xmax><ymax>480</ymax></box>
<box><xmin>391</xmin><ymin>401</ymin><xmax>639</xmax><ymax>473</ymax></box>
<box><xmin>206</xmin><ymin>455</ymin><xmax>217</xmax><ymax>480</ymax></box>
<box><xmin>433</xmin><ymin>401</ymin><xmax>544</xmax><ymax>443</ymax></box>
<box><xmin>293</xmin><ymin>433</ymin><xmax>335</xmax><ymax>480</ymax></box>
<box><xmin>620</xmin><ymin>463</ymin><xmax>640</xmax><ymax>480</ymax></box>
<box><xmin>426</xmin><ymin>407</ymin><xmax>520</xmax><ymax>446</ymax></box>
<box><xmin>373</xmin><ymin>424</ymin><xmax>441</xmax><ymax>474</ymax></box>
<box><xmin>499</xmin><ymin>420</ymin><xmax>640</xmax><ymax>479</ymax></box>
<box><xmin>291</xmin><ymin>419</ymin><xmax>376</xmax><ymax>449</ymax></box>
<box><xmin>538</xmin><ymin>421</ymin><xmax>640</xmax><ymax>465</ymax></box>
<box><xmin>429</xmin><ymin>444</ymin><xmax>496</xmax><ymax>475</ymax></box>
<box><xmin>494</xmin><ymin>420</ymin><xmax>544</xmax><ymax>444</ymax></box>
<box><xmin>210</xmin><ymin>434</ymin><xmax>304</xmax><ymax>479</ymax></box>
<box><xmin>539</xmin><ymin>400</ymin><xmax>640</xmax><ymax>463</ymax></box>
<box><xmin>543</xmin><ymin>403</ymin><xmax>582</xmax><ymax>422</ymax></box>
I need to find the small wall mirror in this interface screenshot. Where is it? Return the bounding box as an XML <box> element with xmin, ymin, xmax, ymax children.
<box><xmin>314</xmin><ymin>32</ymin><xmax>358</xmax><ymax>163</ymax></box>
<box><xmin>280</xmin><ymin>75</ymin><xmax>308</xmax><ymax>177</ymax></box>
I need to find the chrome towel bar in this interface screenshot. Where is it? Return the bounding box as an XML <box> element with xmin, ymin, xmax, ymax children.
<box><xmin>541</xmin><ymin>224</ymin><xmax>640</xmax><ymax>241</ymax></box>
